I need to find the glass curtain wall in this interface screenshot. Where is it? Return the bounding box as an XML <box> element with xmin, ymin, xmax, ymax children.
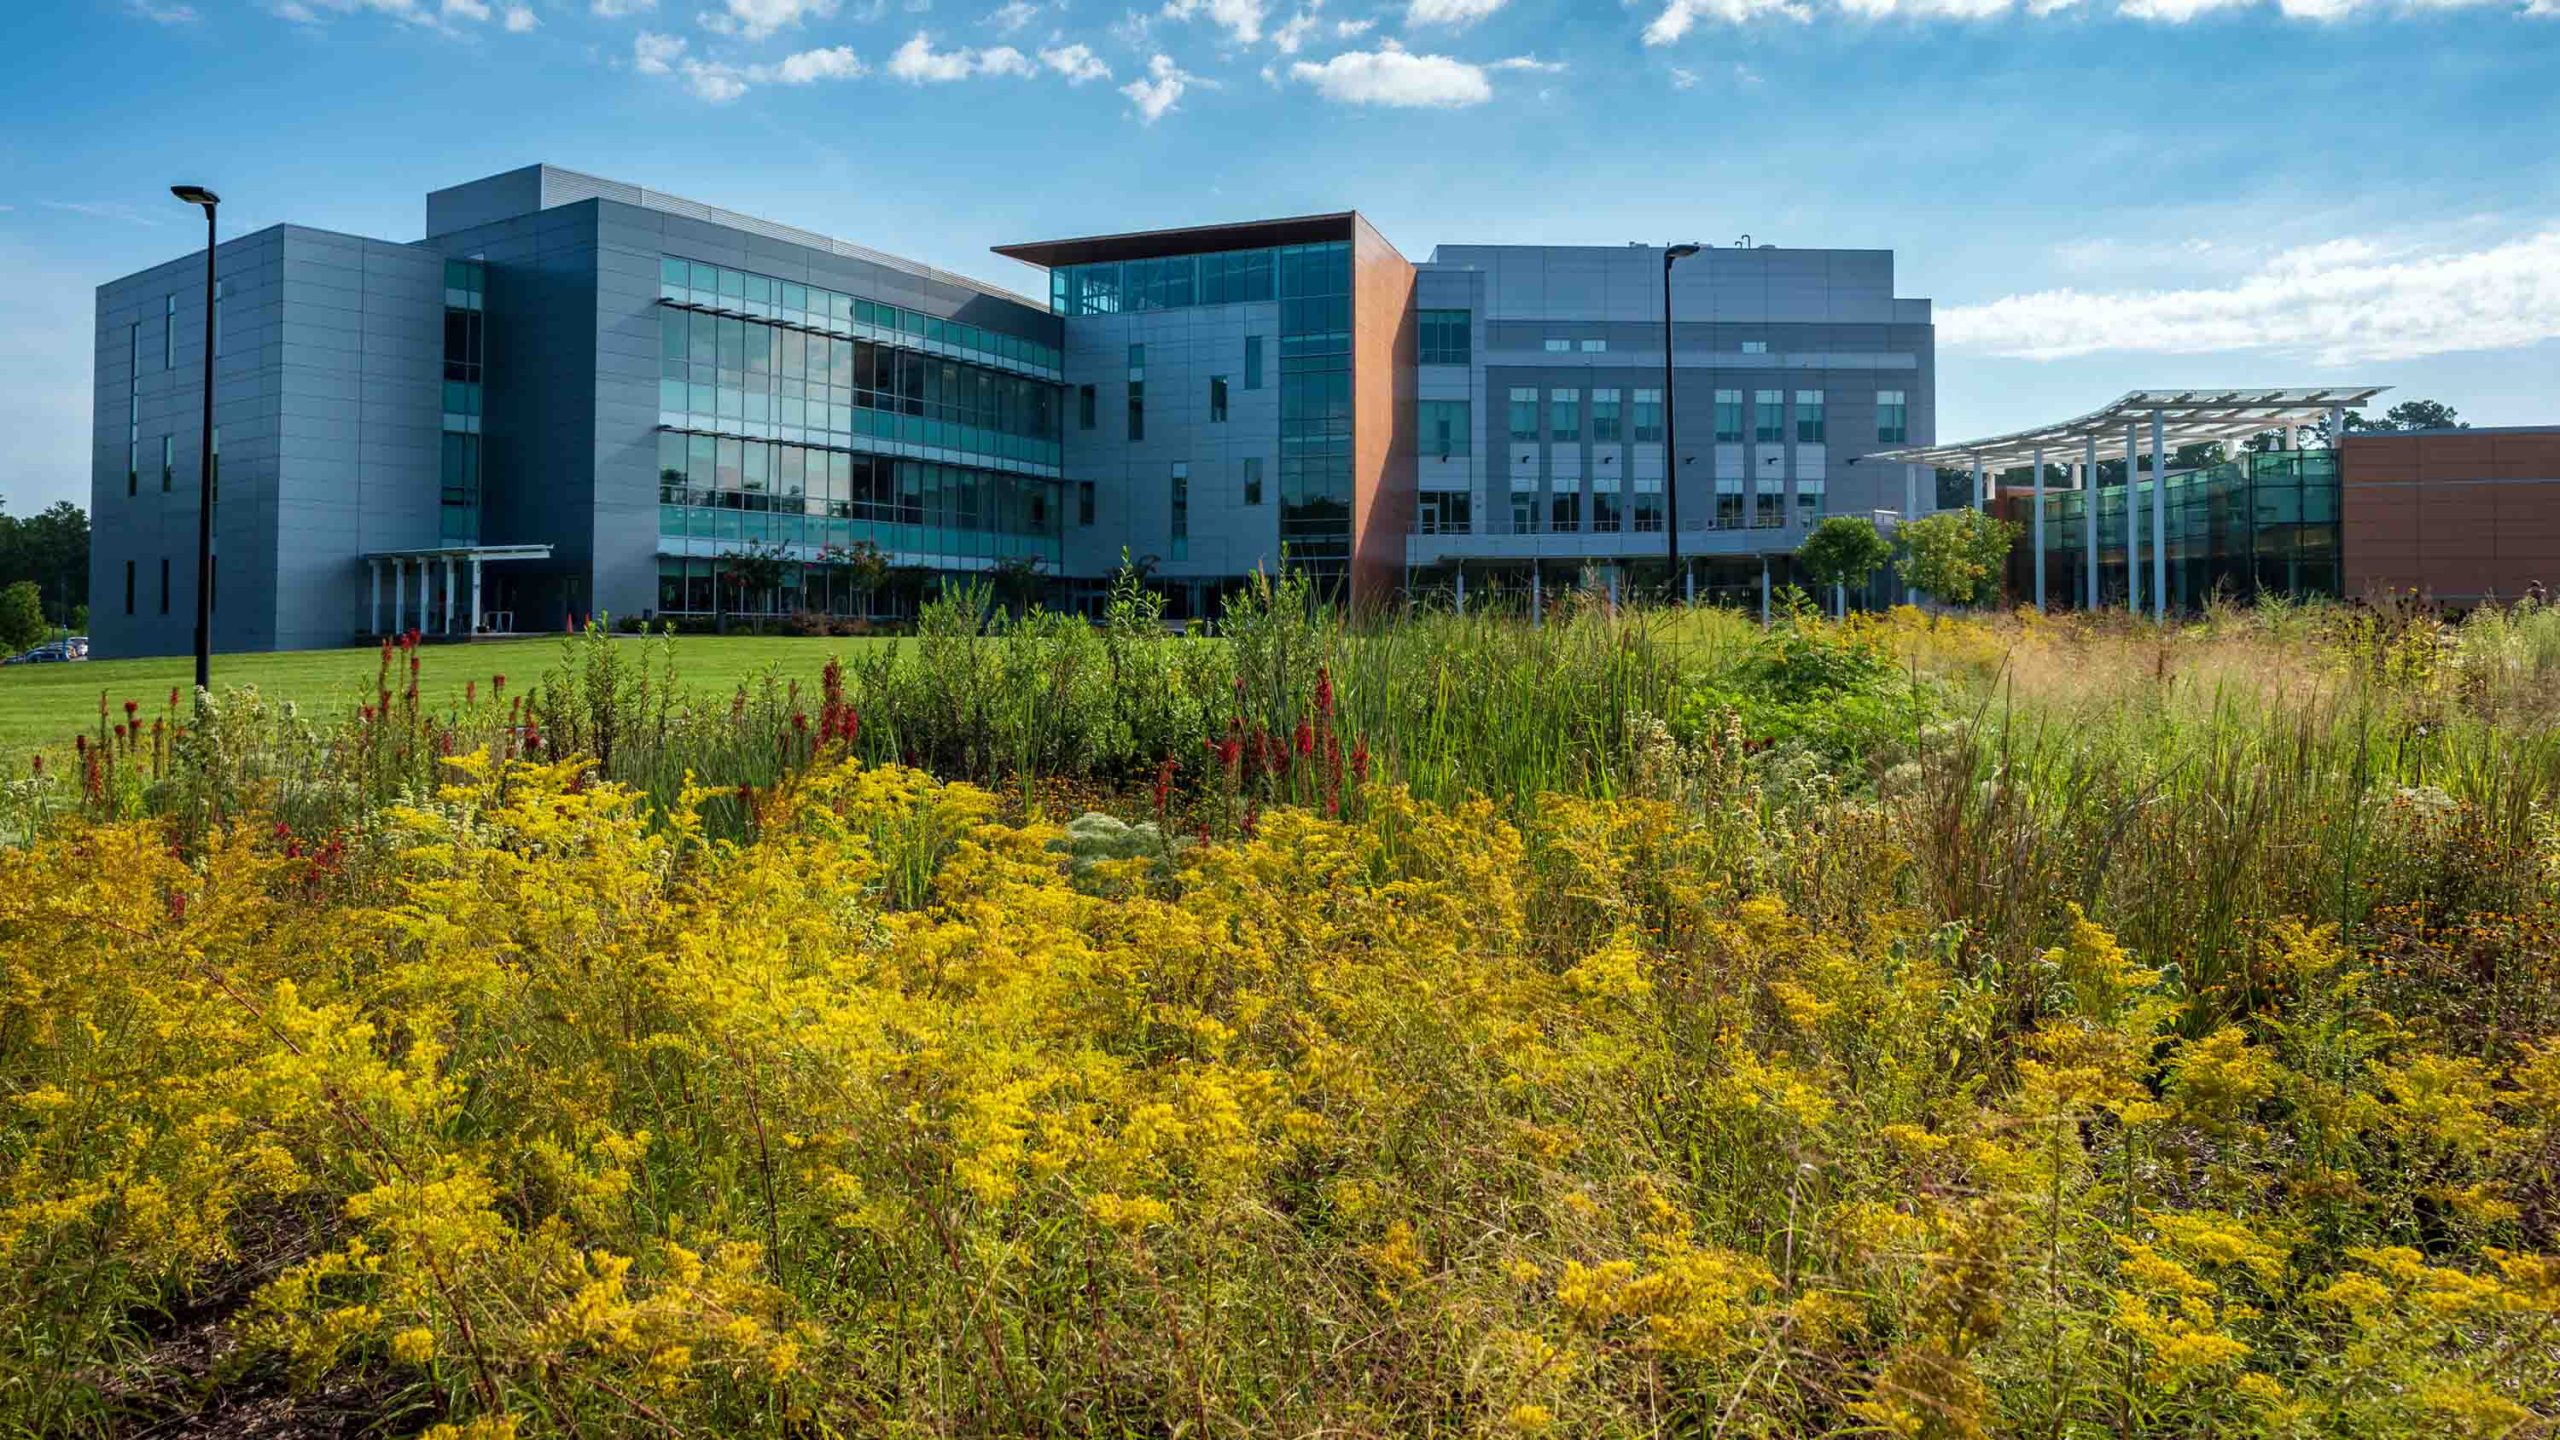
<box><xmin>440</xmin><ymin>260</ymin><xmax>485</xmax><ymax>544</ymax></box>
<box><xmin>1277</xmin><ymin>241</ymin><xmax>1352</xmax><ymax>593</ymax></box>
<box><xmin>2033</xmin><ymin>449</ymin><xmax>2340</xmax><ymax>609</ymax></box>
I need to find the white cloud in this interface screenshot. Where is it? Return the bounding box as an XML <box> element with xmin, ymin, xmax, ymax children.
<box><xmin>1271</xmin><ymin>8</ymin><xmax>1320</xmax><ymax>48</ymax></box>
<box><xmin>1289</xmin><ymin>41</ymin><xmax>1493</xmax><ymax>105</ymax></box>
<box><xmin>888</xmin><ymin>31</ymin><xmax>1038</xmax><ymax>78</ymax></box>
<box><xmin>701</xmin><ymin>0</ymin><xmax>837</xmax><ymax>39</ymax></box>
<box><xmin>632</xmin><ymin>27</ymin><xmax>686</xmax><ymax>68</ymax></box>
<box><xmin>1940</xmin><ymin>228</ymin><xmax>2560</xmax><ymax>365</ymax></box>
<box><xmin>1336</xmin><ymin>14</ymin><xmax>1374</xmax><ymax>31</ymax></box>
<box><xmin>591</xmin><ymin>0</ymin><xmax>653</xmax><ymax>13</ymax></box>
<box><xmin>443</xmin><ymin>0</ymin><xmax>490</xmax><ymax>18</ymax></box>
<box><xmin>1406</xmin><ymin>0</ymin><xmax>1505</xmax><ymax>24</ymax></box>
<box><xmin>1642</xmin><ymin>0</ymin><xmax>2546</xmax><ymax>33</ymax></box>
<box><xmin>1159</xmin><ymin>0</ymin><xmax>1265</xmax><ymax>43</ymax></box>
<box><xmin>502</xmin><ymin>2</ymin><xmax>539</xmax><ymax>27</ymax></box>
<box><xmin>988</xmin><ymin>0</ymin><xmax>1040</xmax><ymax>28</ymax></box>
<box><xmin>770</xmin><ymin>42</ymin><xmax>865</xmax><ymax>77</ymax></box>
<box><xmin>1487</xmin><ymin>52</ymin><xmax>1561</xmax><ymax>69</ymax></box>
<box><xmin>125</xmin><ymin>0</ymin><xmax>201</xmax><ymax>22</ymax></box>
<box><xmin>1039</xmin><ymin>41</ymin><xmax>1113</xmax><ymax>79</ymax></box>
<box><xmin>1120</xmin><ymin>51</ymin><xmax>1194</xmax><ymax>119</ymax></box>
<box><xmin>1669</xmin><ymin>64</ymin><xmax>1698</xmax><ymax>85</ymax></box>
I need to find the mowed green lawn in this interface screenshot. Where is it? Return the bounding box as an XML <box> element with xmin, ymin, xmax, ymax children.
<box><xmin>0</xmin><ymin>635</ymin><xmax>891</xmax><ymax>761</ymax></box>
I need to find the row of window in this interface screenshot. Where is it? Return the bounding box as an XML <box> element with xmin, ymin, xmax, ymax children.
<box><xmin>656</xmin><ymin>429</ymin><xmax>1060</xmax><ymax>539</ymax></box>
<box><xmin>660</xmin><ymin>256</ymin><xmax>1060</xmax><ymax>376</ymax></box>
<box><xmin>1473</xmin><ymin>388</ymin><xmax>1908</xmax><ymax>446</ymax></box>
<box><xmin>1411</xmin><ymin>315</ymin><xmax>1792</xmax><ymax>366</ymax></box>
<box><xmin>1048</xmin><ymin>240</ymin><xmax>1349</xmax><ymax>318</ymax></box>
<box><xmin>124</xmin><ymin>430</ymin><xmax>216</xmax><ymax>501</ymax></box>
<box><xmin>128</xmin><ymin>285</ymin><xmax>224</xmax><ymax>382</ymax></box>
<box><xmin>121</xmin><ymin>555</ymin><xmax>213</xmax><ymax>616</ymax></box>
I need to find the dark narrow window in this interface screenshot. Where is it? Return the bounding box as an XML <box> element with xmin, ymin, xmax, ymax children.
<box><xmin>164</xmin><ymin>295</ymin><xmax>176</xmax><ymax>370</ymax></box>
<box><xmin>1127</xmin><ymin>381</ymin><xmax>1144</xmax><ymax>442</ymax></box>
<box><xmin>124</xmin><ymin>560</ymin><xmax>135</xmax><ymax>616</ymax></box>
<box><xmin>159</xmin><ymin>557</ymin><xmax>170</xmax><ymax>614</ymax></box>
<box><xmin>1243</xmin><ymin>456</ymin><xmax>1263</xmax><ymax>506</ymax></box>
<box><xmin>1244</xmin><ymin>336</ymin><xmax>1263</xmax><ymax>390</ymax></box>
<box><xmin>1210</xmin><ymin>375</ymin><xmax>1228</xmax><ymax>423</ymax></box>
<box><xmin>1078</xmin><ymin>384</ymin><xmax>1096</xmax><ymax>430</ymax></box>
<box><xmin>1170</xmin><ymin>462</ymin><xmax>1188</xmax><ymax>560</ymax></box>
<box><xmin>1077</xmin><ymin>480</ymin><xmax>1095</xmax><ymax>526</ymax></box>
<box><xmin>160</xmin><ymin>436</ymin><xmax>173</xmax><ymax>492</ymax></box>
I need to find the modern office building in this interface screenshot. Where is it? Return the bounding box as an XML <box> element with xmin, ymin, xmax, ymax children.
<box><xmin>88</xmin><ymin>164</ymin><xmax>1937</xmax><ymax>655</ymax></box>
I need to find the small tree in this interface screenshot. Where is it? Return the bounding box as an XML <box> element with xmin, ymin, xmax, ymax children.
<box><xmin>1797</xmin><ymin>515</ymin><xmax>1894</xmax><ymax>618</ymax></box>
<box><xmin>821</xmin><ymin>540</ymin><xmax>890</xmax><ymax>623</ymax></box>
<box><xmin>0</xmin><ymin>580</ymin><xmax>45</xmax><ymax>654</ymax></box>
<box><xmin>1895</xmin><ymin>509</ymin><xmax>2019</xmax><ymax>609</ymax></box>
<box><xmin>716</xmin><ymin>540</ymin><xmax>793</xmax><ymax>635</ymax></box>
<box><xmin>986</xmin><ymin>554</ymin><xmax>1048</xmax><ymax>619</ymax></box>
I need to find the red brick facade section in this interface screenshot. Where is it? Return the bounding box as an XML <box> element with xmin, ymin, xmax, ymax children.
<box><xmin>2342</xmin><ymin>429</ymin><xmax>2560</xmax><ymax>604</ymax></box>
<box><xmin>1348</xmin><ymin>218</ymin><xmax>1416</xmax><ymax>611</ymax></box>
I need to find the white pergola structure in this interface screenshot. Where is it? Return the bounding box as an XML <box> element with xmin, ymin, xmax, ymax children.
<box><xmin>1861</xmin><ymin>387</ymin><xmax>2388</xmax><ymax>619</ymax></box>
<box><xmin>361</xmin><ymin>544</ymin><xmax>554</xmax><ymax>639</ymax></box>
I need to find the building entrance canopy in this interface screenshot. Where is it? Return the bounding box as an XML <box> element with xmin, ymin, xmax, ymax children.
<box><xmin>361</xmin><ymin>544</ymin><xmax>554</xmax><ymax>638</ymax></box>
<box><xmin>1862</xmin><ymin>387</ymin><xmax>2390</xmax><ymax>473</ymax></box>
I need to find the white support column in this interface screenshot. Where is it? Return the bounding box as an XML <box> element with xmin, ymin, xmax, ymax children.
<box><xmin>2124</xmin><ymin>423</ymin><xmax>2143</xmax><ymax>616</ymax></box>
<box><xmin>1683</xmin><ymin>565</ymin><xmax>1695</xmax><ymax>606</ymax></box>
<box><xmin>1971</xmin><ymin>457</ymin><xmax>1985</xmax><ymax>512</ymax></box>
<box><xmin>368</xmin><ymin>560</ymin><xmax>381</xmax><ymax>637</ymax></box>
<box><xmin>2150</xmin><ymin>408</ymin><xmax>2168</xmax><ymax>620</ymax></box>
<box><xmin>1531</xmin><ymin>561</ymin><xmax>1542</xmax><ymax>628</ymax></box>
<box><xmin>1454</xmin><ymin>566</ymin><xmax>1466</xmax><ymax>615</ymax></box>
<box><xmin>470</xmin><ymin>557</ymin><xmax>484</xmax><ymax>635</ymax></box>
<box><xmin>2329</xmin><ymin>404</ymin><xmax>2346</xmax><ymax>452</ymax></box>
<box><xmin>392</xmin><ymin>559</ymin><xmax>406</xmax><ymax>636</ymax></box>
<box><xmin>1759</xmin><ymin>556</ymin><xmax>1771</xmax><ymax>626</ymax></box>
<box><xmin>443</xmin><ymin>557</ymin><xmax>457</xmax><ymax>635</ymax></box>
<box><xmin>2083</xmin><ymin>436</ymin><xmax>2099</xmax><ymax>610</ymax></box>
<box><xmin>2031</xmin><ymin>446</ymin><xmax>2047</xmax><ymax>616</ymax></box>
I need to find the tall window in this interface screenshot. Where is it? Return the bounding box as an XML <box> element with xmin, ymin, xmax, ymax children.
<box><xmin>1127</xmin><ymin>345</ymin><xmax>1145</xmax><ymax>441</ymax></box>
<box><xmin>1244</xmin><ymin>335</ymin><xmax>1264</xmax><ymax>389</ymax></box>
<box><xmin>126</xmin><ymin>396</ymin><xmax>138</xmax><ymax>498</ymax></box>
<box><xmin>1170</xmin><ymin>462</ymin><xmax>1189</xmax><ymax>561</ymax></box>
<box><xmin>161</xmin><ymin>435</ymin><xmax>172</xmax><ymax>493</ymax></box>
<box><xmin>1507</xmin><ymin>387</ymin><xmax>1539</xmax><ymax>444</ymax></box>
<box><xmin>1753</xmin><ymin>390</ymin><xmax>1784</xmax><ymax>444</ymax></box>
<box><xmin>1878</xmin><ymin>389</ymin><xmax>1908</xmax><ymax>444</ymax></box>
<box><xmin>124</xmin><ymin>560</ymin><xmax>135</xmax><ymax>616</ymax></box>
<box><xmin>1078</xmin><ymin>480</ymin><xmax>1095</xmax><ymax>525</ymax></box>
<box><xmin>1796</xmin><ymin>390</ymin><xmax>1826</xmax><ymax>443</ymax></box>
<box><xmin>1418</xmin><ymin>400</ymin><xmax>1470</xmax><ymax>458</ymax></box>
<box><xmin>1078</xmin><ymin>384</ymin><xmax>1096</xmax><ymax>429</ymax></box>
<box><xmin>164</xmin><ymin>295</ymin><xmax>176</xmax><ymax>370</ymax></box>
<box><xmin>1593</xmin><ymin>482</ymin><xmax>1622</xmax><ymax>532</ymax></box>
<box><xmin>1243</xmin><ymin>456</ymin><xmax>1264</xmax><ymax>506</ymax></box>
<box><xmin>1210</xmin><ymin>375</ymin><xmax>1229</xmax><ymax>423</ymax></box>
<box><xmin>213</xmin><ymin>281</ymin><xmax>224</xmax><ymax>358</ymax></box>
<box><xmin>1714</xmin><ymin>390</ymin><xmax>1743</xmax><ymax>444</ymax></box>
<box><xmin>1591</xmin><ymin>389</ymin><xmax>1622</xmax><ymax>444</ymax></box>
<box><xmin>1548</xmin><ymin>388</ymin><xmax>1581</xmax><ymax>443</ymax></box>
<box><xmin>159</xmin><ymin>557</ymin><xmax>170</xmax><ymax>615</ymax></box>
<box><xmin>1550</xmin><ymin>486</ymin><xmax>1581</xmax><ymax>532</ymax></box>
<box><xmin>1419</xmin><ymin>310</ymin><xmax>1469</xmax><ymax>365</ymax></box>
<box><xmin>1633</xmin><ymin>389</ymin><xmax>1663</xmax><ymax>444</ymax></box>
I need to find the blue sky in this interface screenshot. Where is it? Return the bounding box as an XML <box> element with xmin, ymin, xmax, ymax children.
<box><xmin>4</xmin><ymin>0</ymin><xmax>2556</xmax><ymax>512</ymax></box>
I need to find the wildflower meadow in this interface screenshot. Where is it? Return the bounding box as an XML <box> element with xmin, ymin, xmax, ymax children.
<box><xmin>3</xmin><ymin>577</ymin><xmax>2558</xmax><ymax>1438</ymax></box>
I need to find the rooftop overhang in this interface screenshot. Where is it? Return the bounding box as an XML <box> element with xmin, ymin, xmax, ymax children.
<box><xmin>1860</xmin><ymin>387</ymin><xmax>2392</xmax><ymax>472</ymax></box>
<box><xmin>362</xmin><ymin>544</ymin><xmax>555</xmax><ymax>563</ymax></box>
<box><xmin>993</xmin><ymin>212</ymin><xmax>1360</xmax><ymax>270</ymax></box>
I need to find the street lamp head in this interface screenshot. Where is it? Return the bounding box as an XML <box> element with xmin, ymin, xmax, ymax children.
<box><xmin>1665</xmin><ymin>242</ymin><xmax>1702</xmax><ymax>262</ymax></box>
<box><xmin>170</xmin><ymin>185</ymin><xmax>220</xmax><ymax>209</ymax></box>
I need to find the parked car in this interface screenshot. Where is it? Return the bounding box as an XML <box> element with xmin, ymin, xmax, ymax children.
<box><xmin>4</xmin><ymin>640</ymin><xmax>85</xmax><ymax>665</ymax></box>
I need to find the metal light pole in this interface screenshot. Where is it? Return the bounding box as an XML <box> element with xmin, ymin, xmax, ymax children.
<box><xmin>172</xmin><ymin>185</ymin><xmax>220</xmax><ymax>695</ymax></box>
<box><xmin>1661</xmin><ymin>242</ymin><xmax>1701</xmax><ymax>600</ymax></box>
